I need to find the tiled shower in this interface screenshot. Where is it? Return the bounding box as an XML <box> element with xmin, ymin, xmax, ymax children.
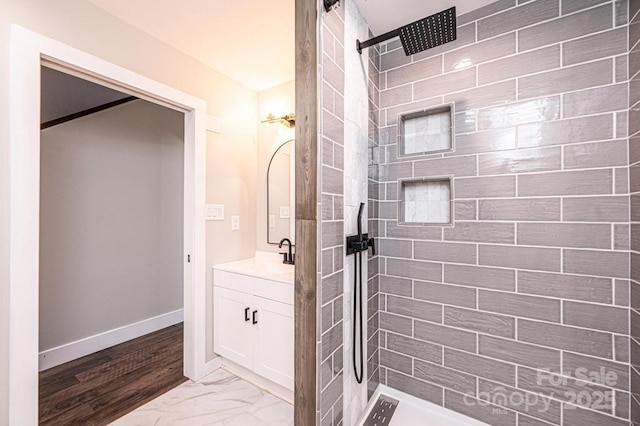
<box><xmin>318</xmin><ymin>0</ymin><xmax>640</xmax><ymax>424</ymax></box>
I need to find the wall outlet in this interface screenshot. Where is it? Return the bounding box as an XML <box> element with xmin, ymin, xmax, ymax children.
<box><xmin>269</xmin><ymin>215</ymin><xmax>276</xmax><ymax>228</ymax></box>
<box><xmin>206</xmin><ymin>204</ymin><xmax>224</xmax><ymax>221</ymax></box>
<box><xmin>231</xmin><ymin>215</ymin><xmax>240</xmax><ymax>231</ymax></box>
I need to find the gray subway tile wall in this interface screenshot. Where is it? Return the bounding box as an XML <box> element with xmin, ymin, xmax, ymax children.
<box><xmin>386</xmin><ymin>332</ymin><xmax>443</xmax><ymax>363</ymax></box>
<box><xmin>478</xmin><ymin>198</ymin><xmax>562</xmax><ymax>221</ymax></box>
<box><xmin>443</xmin><ymin>306</ymin><xmax>516</xmax><ymax>338</ymax></box>
<box><xmin>631</xmin><ymin>0</ymin><xmax>640</xmax><ymax>423</ymax></box>
<box><xmin>518</xmin><ymin>3</ymin><xmax>613</xmax><ymax>51</ymax></box>
<box><xmin>477</xmin><ymin>291</ymin><xmax>561</xmax><ymax>322</ymax></box>
<box><xmin>414</xmin><ymin>279</ymin><xmax>478</xmax><ymax>308</ymax></box>
<box><xmin>517</xmin><ymin>114</ymin><xmax>614</xmax><ymax>148</ymax></box>
<box><xmin>319</xmin><ymin>4</ymin><xmax>347</xmax><ymax>425</ymax></box>
<box><xmin>478</xmin><ymin>380</ymin><xmax>563</xmax><ymax>424</ymax></box>
<box><xmin>478</xmin><ymin>334</ymin><xmax>562</xmax><ymax>371</ymax></box>
<box><xmin>371</xmin><ymin>0</ymin><xmax>635</xmax><ymax>425</ymax></box>
<box><xmin>516</xmin><ymin>271</ymin><xmax>613</xmax><ymax>303</ymax></box>
<box><xmin>477</xmin><ymin>45</ymin><xmax>561</xmax><ymax>85</ymax></box>
<box><xmin>477</xmin><ymin>147</ymin><xmax>562</xmax><ymax>175</ymax></box>
<box><xmin>414</xmin><ymin>358</ymin><xmax>477</xmax><ymax>395</ymax></box>
<box><xmin>518</xmin><ymin>59</ymin><xmax>613</xmax><ymax>100</ymax></box>
<box><xmin>315</xmin><ymin>0</ymin><xmax>640</xmax><ymax>424</ymax></box>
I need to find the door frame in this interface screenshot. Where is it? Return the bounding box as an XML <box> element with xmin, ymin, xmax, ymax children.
<box><xmin>8</xmin><ymin>25</ymin><xmax>208</xmax><ymax>425</ymax></box>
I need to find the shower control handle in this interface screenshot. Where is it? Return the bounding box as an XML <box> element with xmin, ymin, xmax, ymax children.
<box><xmin>368</xmin><ymin>237</ymin><xmax>376</xmax><ymax>256</ymax></box>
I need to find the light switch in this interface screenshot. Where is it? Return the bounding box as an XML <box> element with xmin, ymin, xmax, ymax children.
<box><xmin>231</xmin><ymin>215</ymin><xmax>240</xmax><ymax>231</ymax></box>
<box><xmin>269</xmin><ymin>215</ymin><xmax>276</xmax><ymax>228</ymax></box>
<box><xmin>279</xmin><ymin>206</ymin><xmax>291</xmax><ymax>219</ymax></box>
<box><xmin>206</xmin><ymin>204</ymin><xmax>224</xmax><ymax>221</ymax></box>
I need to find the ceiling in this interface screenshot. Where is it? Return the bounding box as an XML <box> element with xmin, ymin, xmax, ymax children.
<box><xmin>87</xmin><ymin>0</ymin><xmax>295</xmax><ymax>92</ymax></box>
<box><xmin>85</xmin><ymin>0</ymin><xmax>496</xmax><ymax>92</ymax></box>
<box><xmin>41</xmin><ymin>67</ymin><xmax>131</xmax><ymax>124</ymax></box>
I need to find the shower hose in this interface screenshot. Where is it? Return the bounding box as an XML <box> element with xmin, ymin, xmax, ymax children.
<box><xmin>353</xmin><ymin>245</ymin><xmax>364</xmax><ymax>384</ymax></box>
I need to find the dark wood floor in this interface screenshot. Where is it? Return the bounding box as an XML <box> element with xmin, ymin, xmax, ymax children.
<box><xmin>39</xmin><ymin>323</ymin><xmax>188</xmax><ymax>425</ymax></box>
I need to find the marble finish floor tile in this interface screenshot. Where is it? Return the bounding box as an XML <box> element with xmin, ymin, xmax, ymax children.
<box><xmin>110</xmin><ymin>369</ymin><xmax>294</xmax><ymax>426</ymax></box>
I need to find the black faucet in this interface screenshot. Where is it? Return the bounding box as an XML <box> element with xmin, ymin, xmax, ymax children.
<box><xmin>279</xmin><ymin>238</ymin><xmax>295</xmax><ymax>265</ymax></box>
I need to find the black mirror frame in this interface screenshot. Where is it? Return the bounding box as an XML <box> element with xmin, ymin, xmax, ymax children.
<box><xmin>267</xmin><ymin>139</ymin><xmax>295</xmax><ymax>245</ymax></box>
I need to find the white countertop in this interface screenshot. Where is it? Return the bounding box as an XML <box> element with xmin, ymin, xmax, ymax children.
<box><xmin>213</xmin><ymin>252</ymin><xmax>294</xmax><ymax>284</ymax></box>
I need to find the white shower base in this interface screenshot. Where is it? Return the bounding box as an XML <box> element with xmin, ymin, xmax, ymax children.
<box><xmin>357</xmin><ymin>385</ymin><xmax>489</xmax><ymax>426</ymax></box>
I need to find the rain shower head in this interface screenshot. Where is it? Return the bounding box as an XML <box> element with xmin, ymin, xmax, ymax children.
<box><xmin>399</xmin><ymin>8</ymin><xmax>457</xmax><ymax>55</ymax></box>
<box><xmin>357</xmin><ymin>7</ymin><xmax>457</xmax><ymax>56</ymax></box>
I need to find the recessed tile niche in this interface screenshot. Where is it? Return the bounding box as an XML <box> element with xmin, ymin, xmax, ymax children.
<box><xmin>400</xmin><ymin>179</ymin><xmax>452</xmax><ymax>225</ymax></box>
<box><xmin>399</xmin><ymin>105</ymin><xmax>453</xmax><ymax>156</ymax></box>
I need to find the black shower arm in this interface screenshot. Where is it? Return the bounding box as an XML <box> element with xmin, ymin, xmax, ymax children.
<box><xmin>357</xmin><ymin>28</ymin><xmax>401</xmax><ymax>54</ymax></box>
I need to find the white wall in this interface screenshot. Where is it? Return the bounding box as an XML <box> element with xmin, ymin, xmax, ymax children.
<box><xmin>0</xmin><ymin>0</ymin><xmax>259</xmax><ymax>419</ymax></box>
<box><xmin>39</xmin><ymin>99</ymin><xmax>183</xmax><ymax>353</ymax></box>
<box><xmin>0</xmin><ymin>7</ymin><xmax>13</xmax><ymax>421</ymax></box>
<box><xmin>256</xmin><ymin>81</ymin><xmax>295</xmax><ymax>252</ymax></box>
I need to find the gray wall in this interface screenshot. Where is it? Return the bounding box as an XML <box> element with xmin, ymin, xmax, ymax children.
<box><xmin>40</xmin><ymin>100</ymin><xmax>183</xmax><ymax>351</ymax></box>
<box><xmin>373</xmin><ymin>0</ymin><xmax>631</xmax><ymax>425</ymax></box>
<box><xmin>629</xmin><ymin>0</ymin><xmax>640</xmax><ymax>423</ymax></box>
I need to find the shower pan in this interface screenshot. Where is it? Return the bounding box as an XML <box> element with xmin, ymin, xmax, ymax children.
<box><xmin>359</xmin><ymin>387</ymin><xmax>489</xmax><ymax>426</ymax></box>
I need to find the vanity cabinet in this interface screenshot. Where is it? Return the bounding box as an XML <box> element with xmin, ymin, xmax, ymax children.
<box><xmin>252</xmin><ymin>296</ymin><xmax>294</xmax><ymax>388</ymax></box>
<box><xmin>213</xmin><ymin>268</ymin><xmax>294</xmax><ymax>391</ymax></box>
<box><xmin>213</xmin><ymin>287</ymin><xmax>254</xmax><ymax>368</ymax></box>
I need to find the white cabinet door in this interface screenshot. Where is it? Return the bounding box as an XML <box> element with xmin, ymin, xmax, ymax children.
<box><xmin>253</xmin><ymin>297</ymin><xmax>294</xmax><ymax>390</ymax></box>
<box><xmin>213</xmin><ymin>287</ymin><xmax>254</xmax><ymax>369</ymax></box>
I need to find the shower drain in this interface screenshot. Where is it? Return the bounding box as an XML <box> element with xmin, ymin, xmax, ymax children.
<box><xmin>363</xmin><ymin>395</ymin><xmax>399</xmax><ymax>426</ymax></box>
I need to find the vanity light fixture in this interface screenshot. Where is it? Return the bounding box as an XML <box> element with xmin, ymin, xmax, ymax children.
<box><xmin>261</xmin><ymin>113</ymin><xmax>296</xmax><ymax>128</ymax></box>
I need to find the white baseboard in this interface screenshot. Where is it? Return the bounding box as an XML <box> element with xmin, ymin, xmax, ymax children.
<box><xmin>204</xmin><ymin>356</ymin><xmax>223</xmax><ymax>376</ymax></box>
<box><xmin>39</xmin><ymin>309</ymin><xmax>184</xmax><ymax>371</ymax></box>
<box><xmin>221</xmin><ymin>358</ymin><xmax>294</xmax><ymax>404</ymax></box>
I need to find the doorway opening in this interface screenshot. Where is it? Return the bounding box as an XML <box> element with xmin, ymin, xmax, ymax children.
<box><xmin>9</xmin><ymin>26</ymin><xmax>207</xmax><ymax>425</ymax></box>
<box><xmin>38</xmin><ymin>66</ymin><xmax>188</xmax><ymax>423</ymax></box>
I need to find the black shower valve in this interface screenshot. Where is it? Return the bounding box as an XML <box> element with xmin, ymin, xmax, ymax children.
<box><xmin>351</xmin><ymin>240</ymin><xmax>368</xmax><ymax>252</ymax></box>
<box><xmin>346</xmin><ymin>233</ymin><xmax>376</xmax><ymax>256</ymax></box>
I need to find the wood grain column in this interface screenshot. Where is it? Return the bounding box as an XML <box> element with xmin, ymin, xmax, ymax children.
<box><xmin>294</xmin><ymin>0</ymin><xmax>318</xmax><ymax>424</ymax></box>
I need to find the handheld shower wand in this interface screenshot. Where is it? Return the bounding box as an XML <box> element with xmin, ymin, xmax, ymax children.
<box><xmin>346</xmin><ymin>203</ymin><xmax>375</xmax><ymax>384</ymax></box>
<box><xmin>357</xmin><ymin>202</ymin><xmax>364</xmax><ymax>242</ymax></box>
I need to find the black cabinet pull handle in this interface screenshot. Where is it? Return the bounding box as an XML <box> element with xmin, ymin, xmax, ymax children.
<box><xmin>244</xmin><ymin>307</ymin><xmax>250</xmax><ymax>322</ymax></box>
<box><xmin>252</xmin><ymin>310</ymin><xmax>258</xmax><ymax>325</ymax></box>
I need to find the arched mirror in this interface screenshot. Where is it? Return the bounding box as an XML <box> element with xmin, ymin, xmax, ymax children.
<box><xmin>267</xmin><ymin>139</ymin><xmax>295</xmax><ymax>245</ymax></box>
